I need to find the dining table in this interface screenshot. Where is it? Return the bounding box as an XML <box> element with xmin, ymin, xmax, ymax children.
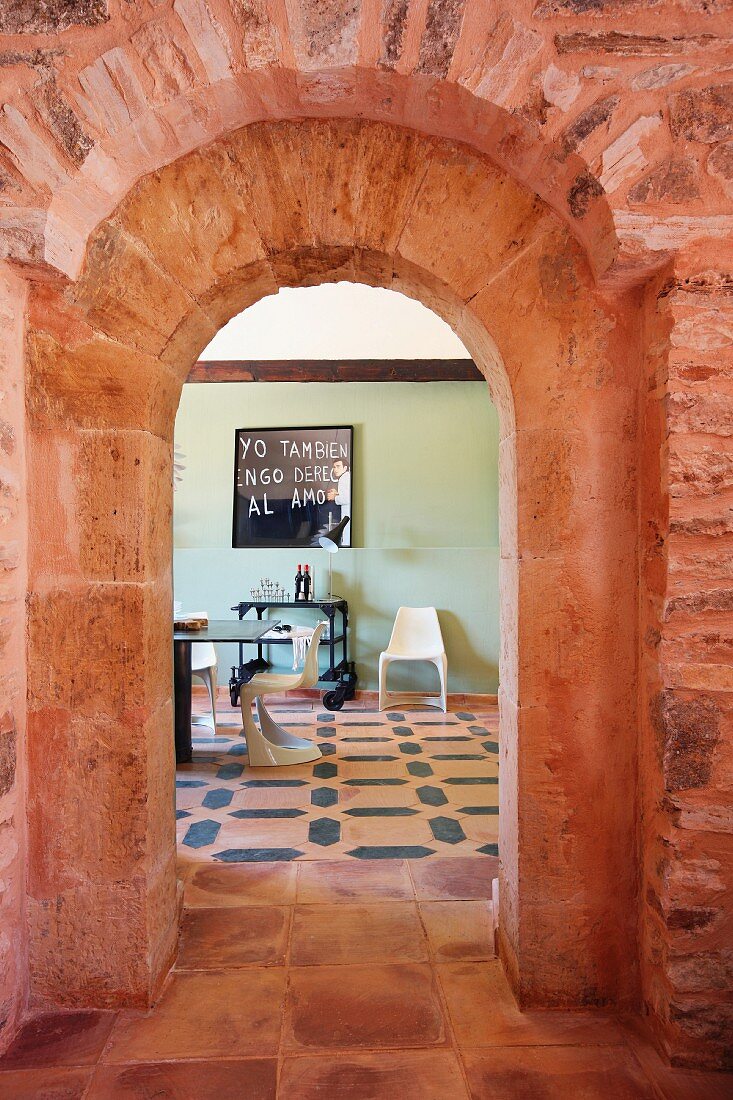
<box><xmin>173</xmin><ymin>619</ymin><xmax>279</xmax><ymax>763</ymax></box>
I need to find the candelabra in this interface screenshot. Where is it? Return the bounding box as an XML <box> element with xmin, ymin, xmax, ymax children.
<box><xmin>250</xmin><ymin>579</ymin><xmax>290</xmax><ymax>603</ymax></box>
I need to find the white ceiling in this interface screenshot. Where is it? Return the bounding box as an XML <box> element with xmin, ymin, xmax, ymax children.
<box><xmin>200</xmin><ymin>282</ymin><xmax>470</xmax><ymax>361</ymax></box>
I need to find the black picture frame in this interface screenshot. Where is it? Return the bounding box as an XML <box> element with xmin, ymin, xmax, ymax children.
<box><xmin>232</xmin><ymin>425</ymin><xmax>354</xmax><ymax>549</ymax></box>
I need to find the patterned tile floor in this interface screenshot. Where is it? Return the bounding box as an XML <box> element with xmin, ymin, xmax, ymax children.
<box><xmin>176</xmin><ymin>695</ymin><xmax>500</xmax><ymax>863</ymax></box>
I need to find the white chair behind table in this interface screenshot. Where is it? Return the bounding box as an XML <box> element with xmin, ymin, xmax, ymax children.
<box><xmin>378</xmin><ymin>606</ymin><xmax>447</xmax><ymax>713</ymax></box>
<box><xmin>240</xmin><ymin>622</ymin><xmax>328</xmax><ymax>767</ymax></box>
<box><xmin>190</xmin><ymin>642</ymin><xmax>218</xmax><ymax>732</ymax></box>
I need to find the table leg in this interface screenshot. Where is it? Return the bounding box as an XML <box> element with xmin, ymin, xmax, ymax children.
<box><xmin>257</xmin><ymin>607</ymin><xmax>264</xmax><ymax>663</ymax></box>
<box><xmin>328</xmin><ymin>608</ymin><xmax>336</xmax><ymax>673</ymax></box>
<box><xmin>174</xmin><ymin>640</ymin><xmax>193</xmax><ymax>764</ymax></box>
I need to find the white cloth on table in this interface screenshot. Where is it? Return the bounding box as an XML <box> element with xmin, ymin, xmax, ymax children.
<box><xmin>291</xmin><ymin>628</ymin><xmax>312</xmax><ymax>670</ymax></box>
<box><xmin>261</xmin><ymin>622</ymin><xmax>329</xmax><ymax>669</ymax></box>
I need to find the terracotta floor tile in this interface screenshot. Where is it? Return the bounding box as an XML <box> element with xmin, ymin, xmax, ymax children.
<box><xmin>421</xmin><ymin>738</ymin><xmax>483</xmax><ymax>753</ymax></box>
<box><xmin>428</xmin><ymin>759</ymin><xmax>499</xmax><ymax>779</ymax></box>
<box><xmin>176</xmin><ymin>787</ymin><xmax>210</xmax><ymax>810</ymax></box>
<box><xmin>337</xmin><ymin>785</ymin><xmax>419</xmax><ymax>808</ymax></box>
<box><xmin>216</xmin><ymin>818</ymin><xmax>310</xmax><ymax>849</ymax></box>
<box><xmin>182</xmin><ymin>861</ymin><xmax>297</xmax><ymax>907</ymax></box>
<box><xmin>341</xmin><ymin>743</ymin><xmax>407</xmax><ymax>758</ymax></box>
<box><xmin>441</xmin><ymin>785</ymin><xmax>498</xmax><ymax>806</ymax></box>
<box><xmin>102</xmin><ymin>969</ymin><xmax>285</xmax><ymax>1063</ymax></box>
<box><xmin>0</xmin><ymin>1066</ymin><xmax>92</xmax><ymax>1098</ymax></box>
<box><xmin>461</xmin><ymin>817</ymin><xmax>500</xmax><ymax>844</ymax></box>
<box><xmin>87</xmin><ymin>1058</ymin><xmax>277</xmax><ymax>1099</ymax></box>
<box><xmin>341</xmin><ymin>816</ymin><xmax>434</xmax><ymax>847</ymax></box>
<box><xmin>461</xmin><ymin>1046</ymin><xmax>656</xmax><ymax>1099</ymax></box>
<box><xmin>279</xmin><ymin>1050</ymin><xmax>470</xmax><ymax>1099</ymax></box>
<box><xmin>260</xmin><ymin>690</ymin><xmax>319</xmax><ymax>703</ymax></box>
<box><xmin>177</xmin><ymin>905</ymin><xmax>289</xmax><ymax>968</ymax></box>
<box><xmin>339</xmin><ymin>761</ymin><xmax>410</xmax><ymax>780</ymax></box>
<box><xmin>229</xmin><ymin>786</ymin><xmax>312</xmax><ymax>810</ymax></box>
<box><xmin>618</xmin><ymin>1014</ymin><xmax>733</xmax><ymax>1100</ymax></box>
<box><xmin>291</xmin><ymin>902</ymin><xmax>427</xmax><ymax>965</ymax></box>
<box><xmin>297</xmin><ymin>860</ymin><xmax>414</xmax><ymax>903</ymax></box>
<box><xmin>0</xmin><ymin>1010</ymin><xmax>116</xmax><ymax>1069</ymax></box>
<box><xmin>245</xmin><ymin>761</ymin><xmax>316</xmax><ymax>781</ymax></box>
<box><xmin>446</xmin><ymin>785</ymin><xmax>499</xmax><ymax>806</ymax></box>
<box><xmin>439</xmin><ymin>961</ymin><xmax>626</xmax><ymax>1047</ymax></box>
<box><xmin>420</xmin><ymin>901</ymin><xmax>496</xmax><ymax>962</ymax></box>
<box><xmin>284</xmin><ymin>963</ymin><xmax>447</xmax><ymax>1051</ymax></box>
<box><xmin>410</xmin><ymin>857</ymin><xmax>499</xmax><ymax>901</ymax></box>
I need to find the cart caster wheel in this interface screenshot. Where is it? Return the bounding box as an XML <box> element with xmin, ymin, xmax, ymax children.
<box><xmin>323</xmin><ymin>689</ymin><xmax>345</xmax><ymax>712</ymax></box>
<box><xmin>229</xmin><ymin>687</ymin><xmax>240</xmax><ymax>708</ymax></box>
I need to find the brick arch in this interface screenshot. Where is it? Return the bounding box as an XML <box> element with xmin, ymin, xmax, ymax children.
<box><xmin>24</xmin><ymin>119</ymin><xmax>641</xmax><ymax>1018</ymax></box>
<box><xmin>40</xmin><ymin>67</ymin><xmax>619</xmax><ymax>283</ymax></box>
<box><xmin>2</xmin><ymin>0</ymin><xmax>729</xmax><ymax>292</ymax></box>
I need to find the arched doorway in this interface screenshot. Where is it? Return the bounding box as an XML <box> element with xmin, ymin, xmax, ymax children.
<box><xmin>24</xmin><ymin>120</ymin><xmax>639</xmax><ymax>1015</ymax></box>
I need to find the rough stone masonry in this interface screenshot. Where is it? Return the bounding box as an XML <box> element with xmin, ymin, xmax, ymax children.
<box><xmin>0</xmin><ymin>0</ymin><xmax>730</xmax><ymax>1074</ymax></box>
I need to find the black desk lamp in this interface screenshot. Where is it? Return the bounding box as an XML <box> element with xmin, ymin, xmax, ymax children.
<box><xmin>319</xmin><ymin>515</ymin><xmax>350</xmax><ymax>599</ymax></box>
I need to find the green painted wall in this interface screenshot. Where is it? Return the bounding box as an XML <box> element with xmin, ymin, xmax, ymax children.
<box><xmin>173</xmin><ymin>381</ymin><xmax>500</xmax><ymax>692</ymax></box>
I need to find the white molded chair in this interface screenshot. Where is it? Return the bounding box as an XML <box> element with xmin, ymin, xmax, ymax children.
<box><xmin>378</xmin><ymin>607</ymin><xmax>447</xmax><ymax>712</ymax></box>
<box><xmin>191</xmin><ymin>642</ymin><xmax>218</xmax><ymax>731</ymax></box>
<box><xmin>240</xmin><ymin>622</ymin><xmax>327</xmax><ymax>766</ymax></box>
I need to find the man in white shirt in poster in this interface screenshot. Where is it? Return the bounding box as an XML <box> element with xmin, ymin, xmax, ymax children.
<box><xmin>326</xmin><ymin>458</ymin><xmax>351</xmax><ymax>516</ymax></box>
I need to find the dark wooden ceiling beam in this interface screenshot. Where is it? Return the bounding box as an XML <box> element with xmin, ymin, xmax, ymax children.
<box><xmin>186</xmin><ymin>359</ymin><xmax>483</xmax><ymax>383</ymax></box>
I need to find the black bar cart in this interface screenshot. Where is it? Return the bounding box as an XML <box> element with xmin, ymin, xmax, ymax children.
<box><xmin>228</xmin><ymin>598</ymin><xmax>357</xmax><ymax>711</ymax></box>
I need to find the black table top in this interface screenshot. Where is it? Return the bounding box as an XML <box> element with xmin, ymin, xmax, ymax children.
<box><xmin>173</xmin><ymin>619</ymin><xmax>279</xmax><ymax>643</ymax></box>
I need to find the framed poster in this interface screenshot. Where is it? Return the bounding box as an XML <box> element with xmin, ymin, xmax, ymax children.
<box><xmin>232</xmin><ymin>426</ymin><xmax>353</xmax><ymax>548</ymax></box>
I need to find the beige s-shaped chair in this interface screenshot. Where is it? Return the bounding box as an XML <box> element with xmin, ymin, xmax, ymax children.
<box><xmin>240</xmin><ymin>622</ymin><xmax>327</xmax><ymax>767</ymax></box>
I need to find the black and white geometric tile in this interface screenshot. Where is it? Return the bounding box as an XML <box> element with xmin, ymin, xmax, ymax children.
<box><xmin>177</xmin><ymin>702</ymin><xmax>500</xmax><ymax>863</ymax></box>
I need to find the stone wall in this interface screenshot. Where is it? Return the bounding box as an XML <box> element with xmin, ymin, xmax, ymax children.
<box><xmin>23</xmin><ymin>274</ymin><xmax>181</xmax><ymax>1011</ymax></box>
<box><xmin>0</xmin><ymin>266</ymin><xmax>28</xmax><ymax>1052</ymax></box>
<box><xmin>640</xmin><ymin>248</ymin><xmax>733</xmax><ymax>1069</ymax></box>
<box><xmin>19</xmin><ymin>119</ymin><xmax>641</xmax><ymax>1025</ymax></box>
<box><xmin>0</xmin><ymin>0</ymin><xmax>729</xmax><ymax>1070</ymax></box>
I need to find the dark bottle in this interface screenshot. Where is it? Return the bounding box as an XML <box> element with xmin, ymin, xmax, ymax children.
<box><xmin>303</xmin><ymin>564</ymin><xmax>311</xmax><ymax>602</ymax></box>
<box><xmin>295</xmin><ymin>564</ymin><xmax>303</xmax><ymax>601</ymax></box>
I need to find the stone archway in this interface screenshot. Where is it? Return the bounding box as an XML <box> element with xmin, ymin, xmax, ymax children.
<box><xmin>24</xmin><ymin>119</ymin><xmax>640</xmax><ymax>1020</ymax></box>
